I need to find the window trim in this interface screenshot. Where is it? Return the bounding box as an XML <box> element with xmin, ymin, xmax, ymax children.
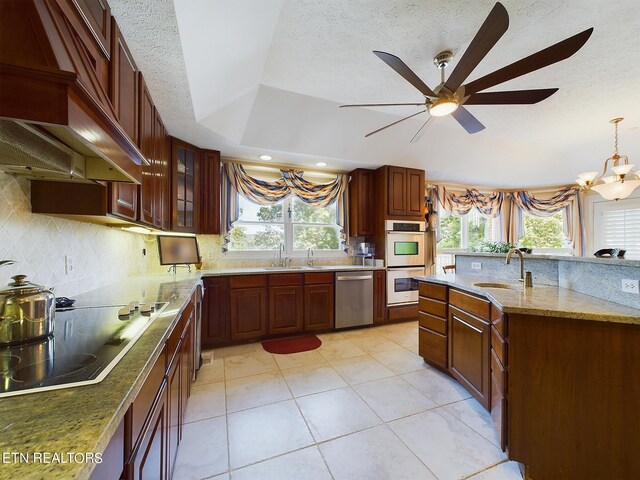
<box><xmin>225</xmin><ymin>195</ymin><xmax>346</xmax><ymax>259</ymax></box>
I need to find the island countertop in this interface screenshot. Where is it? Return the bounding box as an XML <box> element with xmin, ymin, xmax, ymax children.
<box><xmin>414</xmin><ymin>274</ymin><xmax>640</xmax><ymax>325</ymax></box>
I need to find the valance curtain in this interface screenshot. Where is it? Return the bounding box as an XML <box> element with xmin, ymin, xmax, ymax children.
<box><xmin>435</xmin><ymin>185</ymin><xmax>504</xmax><ymax>218</ymax></box>
<box><xmin>510</xmin><ymin>186</ymin><xmax>585</xmax><ymax>256</ymax></box>
<box><xmin>221</xmin><ymin>162</ymin><xmax>349</xmax><ymax>252</ymax></box>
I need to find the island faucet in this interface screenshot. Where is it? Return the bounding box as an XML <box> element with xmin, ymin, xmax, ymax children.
<box><xmin>506</xmin><ymin>248</ymin><xmax>533</xmax><ymax>287</ymax></box>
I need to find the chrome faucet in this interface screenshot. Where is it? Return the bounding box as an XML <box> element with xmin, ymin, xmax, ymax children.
<box><xmin>278</xmin><ymin>243</ymin><xmax>288</xmax><ymax>267</ymax></box>
<box><xmin>307</xmin><ymin>248</ymin><xmax>315</xmax><ymax>267</ymax></box>
<box><xmin>506</xmin><ymin>248</ymin><xmax>533</xmax><ymax>287</ymax></box>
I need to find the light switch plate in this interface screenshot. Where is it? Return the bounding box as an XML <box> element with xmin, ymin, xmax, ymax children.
<box><xmin>621</xmin><ymin>279</ymin><xmax>639</xmax><ymax>294</ymax></box>
<box><xmin>471</xmin><ymin>262</ymin><xmax>482</xmax><ymax>270</ymax></box>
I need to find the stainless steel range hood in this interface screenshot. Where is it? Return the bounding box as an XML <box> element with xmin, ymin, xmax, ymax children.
<box><xmin>0</xmin><ymin>120</ymin><xmax>135</xmax><ymax>182</ymax></box>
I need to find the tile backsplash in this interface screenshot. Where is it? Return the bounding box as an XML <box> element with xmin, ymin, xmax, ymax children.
<box><xmin>0</xmin><ymin>172</ymin><xmax>353</xmax><ymax>297</ymax></box>
<box><xmin>0</xmin><ymin>172</ymin><xmax>147</xmax><ymax>297</ymax></box>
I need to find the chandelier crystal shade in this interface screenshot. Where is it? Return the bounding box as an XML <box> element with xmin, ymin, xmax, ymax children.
<box><xmin>576</xmin><ymin>118</ymin><xmax>640</xmax><ymax>201</ymax></box>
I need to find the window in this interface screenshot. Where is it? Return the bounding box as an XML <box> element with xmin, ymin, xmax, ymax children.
<box><xmin>228</xmin><ymin>195</ymin><xmax>342</xmax><ymax>254</ymax></box>
<box><xmin>438</xmin><ymin>207</ymin><xmax>495</xmax><ymax>251</ymax></box>
<box><xmin>518</xmin><ymin>211</ymin><xmax>570</xmax><ymax>253</ymax></box>
<box><xmin>593</xmin><ymin>197</ymin><xmax>640</xmax><ymax>259</ymax></box>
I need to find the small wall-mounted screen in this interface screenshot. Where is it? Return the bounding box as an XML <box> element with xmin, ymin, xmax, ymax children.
<box><xmin>157</xmin><ymin>235</ymin><xmax>200</xmax><ymax>265</ymax></box>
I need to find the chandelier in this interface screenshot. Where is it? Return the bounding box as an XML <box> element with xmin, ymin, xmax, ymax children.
<box><xmin>576</xmin><ymin>118</ymin><xmax>640</xmax><ymax>200</ymax></box>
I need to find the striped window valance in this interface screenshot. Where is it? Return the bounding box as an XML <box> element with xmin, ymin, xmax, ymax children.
<box><xmin>224</xmin><ymin>163</ymin><xmax>347</xmax><ymax>208</ymax></box>
<box><xmin>435</xmin><ymin>185</ymin><xmax>504</xmax><ymax>218</ymax></box>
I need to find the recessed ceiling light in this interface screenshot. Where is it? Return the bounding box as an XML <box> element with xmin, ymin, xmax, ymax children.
<box><xmin>259</xmin><ymin>154</ymin><xmax>272</xmax><ymax>161</ymax></box>
<box><xmin>316</xmin><ymin>162</ymin><xmax>327</xmax><ymax>167</ymax></box>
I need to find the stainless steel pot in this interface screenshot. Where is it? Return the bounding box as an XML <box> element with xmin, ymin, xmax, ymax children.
<box><xmin>0</xmin><ymin>275</ymin><xmax>55</xmax><ymax>346</ymax></box>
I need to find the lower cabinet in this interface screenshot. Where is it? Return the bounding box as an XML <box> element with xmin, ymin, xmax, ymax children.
<box><xmin>303</xmin><ymin>284</ymin><xmax>334</xmax><ymax>331</ymax></box>
<box><xmin>373</xmin><ymin>270</ymin><xmax>386</xmax><ymax>324</ymax></box>
<box><xmin>448</xmin><ymin>305</ymin><xmax>490</xmax><ymax>409</ymax></box>
<box><xmin>269</xmin><ymin>285</ymin><xmax>304</xmax><ymax>335</ymax></box>
<box><xmin>128</xmin><ymin>381</ymin><xmax>168</xmax><ymax>480</ymax></box>
<box><xmin>229</xmin><ymin>287</ymin><xmax>268</xmax><ymax>340</ymax></box>
<box><xmin>121</xmin><ymin>293</ymin><xmax>195</xmax><ymax>480</ymax></box>
<box><xmin>201</xmin><ymin>277</ymin><xmax>229</xmax><ymax>348</ymax></box>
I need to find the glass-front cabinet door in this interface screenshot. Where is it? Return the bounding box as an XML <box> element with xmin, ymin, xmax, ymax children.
<box><xmin>172</xmin><ymin>139</ymin><xmax>200</xmax><ymax>232</ymax></box>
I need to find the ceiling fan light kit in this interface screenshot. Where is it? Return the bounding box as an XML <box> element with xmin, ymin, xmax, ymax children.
<box><xmin>576</xmin><ymin>118</ymin><xmax>640</xmax><ymax>201</ymax></box>
<box><xmin>340</xmin><ymin>2</ymin><xmax>593</xmax><ymax>141</ymax></box>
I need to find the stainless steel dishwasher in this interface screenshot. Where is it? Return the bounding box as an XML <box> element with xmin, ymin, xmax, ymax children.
<box><xmin>335</xmin><ymin>271</ymin><xmax>374</xmax><ymax>329</ymax></box>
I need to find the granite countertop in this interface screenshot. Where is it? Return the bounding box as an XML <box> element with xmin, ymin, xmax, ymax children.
<box><xmin>0</xmin><ymin>264</ymin><xmax>385</xmax><ymax>478</ymax></box>
<box><xmin>415</xmin><ymin>274</ymin><xmax>640</xmax><ymax>325</ymax></box>
<box><xmin>454</xmin><ymin>251</ymin><xmax>640</xmax><ymax>268</ymax></box>
<box><xmin>0</xmin><ymin>272</ymin><xmax>203</xmax><ymax>480</ymax></box>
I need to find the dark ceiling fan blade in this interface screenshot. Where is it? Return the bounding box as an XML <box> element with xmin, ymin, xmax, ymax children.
<box><xmin>463</xmin><ymin>88</ymin><xmax>558</xmax><ymax>105</ymax></box>
<box><xmin>340</xmin><ymin>102</ymin><xmax>425</xmax><ymax>108</ymax></box>
<box><xmin>443</xmin><ymin>2</ymin><xmax>509</xmax><ymax>93</ymax></box>
<box><xmin>373</xmin><ymin>51</ymin><xmax>437</xmax><ymax>97</ymax></box>
<box><xmin>463</xmin><ymin>28</ymin><xmax>594</xmax><ymax>95</ymax></box>
<box><xmin>365</xmin><ymin>110</ymin><xmax>425</xmax><ymax>138</ymax></box>
<box><xmin>451</xmin><ymin>106</ymin><xmax>485</xmax><ymax>134</ymax></box>
<box><xmin>410</xmin><ymin>116</ymin><xmax>432</xmax><ymax>143</ymax></box>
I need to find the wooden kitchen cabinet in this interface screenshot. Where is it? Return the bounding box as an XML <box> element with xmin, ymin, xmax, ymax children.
<box><xmin>166</xmin><ymin>342</ymin><xmax>181</xmax><ymax>479</ymax></box>
<box><xmin>171</xmin><ymin>138</ymin><xmax>200</xmax><ymax>233</ymax></box>
<box><xmin>269</xmin><ymin>285</ymin><xmax>304</xmax><ymax>335</ymax></box>
<box><xmin>229</xmin><ymin>276</ymin><xmax>268</xmax><ymax>341</ymax></box>
<box><xmin>153</xmin><ymin>111</ymin><xmax>170</xmax><ymax>230</ymax></box>
<box><xmin>138</xmin><ymin>73</ymin><xmax>155</xmax><ymax>226</ymax></box>
<box><xmin>448</xmin><ymin>304</ymin><xmax>491</xmax><ymax>409</ymax></box>
<box><xmin>75</xmin><ymin>0</ymin><xmax>112</xmax><ymax>56</ymax></box>
<box><xmin>199</xmin><ymin>150</ymin><xmax>221</xmax><ymax>234</ymax></box>
<box><xmin>109</xmin><ymin>182</ymin><xmax>138</xmax><ymax>221</ymax></box>
<box><xmin>348</xmin><ymin>168</ymin><xmax>375</xmax><ymax>236</ymax></box>
<box><xmin>202</xmin><ymin>277</ymin><xmax>230</xmax><ymax>348</ymax></box>
<box><xmin>180</xmin><ymin>311</ymin><xmax>194</xmax><ymax>420</ymax></box>
<box><xmin>110</xmin><ymin>17</ymin><xmax>138</xmax><ymax>145</ymax></box>
<box><xmin>303</xmin><ymin>284</ymin><xmax>334</xmax><ymax>331</ymax></box>
<box><xmin>373</xmin><ymin>270</ymin><xmax>386</xmax><ymax>324</ymax></box>
<box><xmin>127</xmin><ymin>382</ymin><xmax>168</xmax><ymax>480</ymax></box>
<box><xmin>418</xmin><ymin>282</ymin><xmax>449</xmax><ymax>369</ymax></box>
<box><xmin>376</xmin><ymin>166</ymin><xmax>425</xmax><ymax>219</ymax></box>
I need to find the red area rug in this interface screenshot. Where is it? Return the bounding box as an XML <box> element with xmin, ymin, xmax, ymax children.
<box><xmin>262</xmin><ymin>335</ymin><xmax>322</xmax><ymax>354</ymax></box>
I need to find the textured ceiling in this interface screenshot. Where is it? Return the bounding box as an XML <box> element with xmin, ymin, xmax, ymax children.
<box><xmin>109</xmin><ymin>0</ymin><xmax>640</xmax><ymax>187</ymax></box>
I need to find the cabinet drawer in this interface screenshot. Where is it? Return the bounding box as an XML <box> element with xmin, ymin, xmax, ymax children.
<box><xmin>166</xmin><ymin>319</ymin><xmax>183</xmax><ymax>369</ymax></box>
<box><xmin>418</xmin><ymin>282</ymin><xmax>448</xmax><ymax>302</ymax></box>
<box><xmin>491</xmin><ymin>304</ymin><xmax>507</xmax><ymax>337</ymax></box>
<box><xmin>419</xmin><ymin>297</ymin><xmax>447</xmax><ymax>318</ymax></box>
<box><xmin>419</xmin><ymin>327</ymin><xmax>447</xmax><ymax>370</ymax></box>
<box><xmin>305</xmin><ymin>272</ymin><xmax>335</xmax><ymax>285</ymax></box>
<box><xmin>128</xmin><ymin>346</ymin><xmax>166</xmax><ymax>455</ymax></box>
<box><xmin>419</xmin><ymin>311</ymin><xmax>447</xmax><ymax>335</ymax></box>
<box><xmin>230</xmin><ymin>274</ymin><xmax>267</xmax><ymax>289</ymax></box>
<box><xmin>450</xmin><ymin>289</ymin><xmax>490</xmax><ymax>320</ymax></box>
<box><xmin>491</xmin><ymin>325</ymin><xmax>507</xmax><ymax>367</ymax></box>
<box><xmin>388</xmin><ymin>304</ymin><xmax>419</xmax><ymax>321</ymax></box>
<box><xmin>269</xmin><ymin>273</ymin><xmax>303</xmax><ymax>286</ymax></box>
<box><xmin>491</xmin><ymin>348</ymin><xmax>506</xmax><ymax>396</ymax></box>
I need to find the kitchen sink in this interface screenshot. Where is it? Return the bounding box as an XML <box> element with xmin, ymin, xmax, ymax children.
<box><xmin>473</xmin><ymin>282</ymin><xmax>520</xmax><ymax>290</ymax></box>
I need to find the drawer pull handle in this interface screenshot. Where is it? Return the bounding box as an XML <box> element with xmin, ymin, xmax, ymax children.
<box><xmin>454</xmin><ymin>316</ymin><xmax>483</xmax><ymax>334</ymax></box>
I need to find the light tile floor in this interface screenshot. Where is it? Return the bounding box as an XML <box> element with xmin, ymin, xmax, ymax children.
<box><xmin>174</xmin><ymin>321</ymin><xmax>523</xmax><ymax>480</ymax></box>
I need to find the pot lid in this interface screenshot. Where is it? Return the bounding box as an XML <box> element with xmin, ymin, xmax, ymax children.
<box><xmin>0</xmin><ymin>275</ymin><xmax>47</xmax><ymax>296</ymax></box>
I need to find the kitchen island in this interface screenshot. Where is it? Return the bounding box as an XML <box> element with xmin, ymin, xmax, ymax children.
<box><xmin>414</xmin><ymin>274</ymin><xmax>640</xmax><ymax>480</ymax></box>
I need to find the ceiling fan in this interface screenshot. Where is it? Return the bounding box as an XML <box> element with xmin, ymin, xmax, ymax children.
<box><xmin>340</xmin><ymin>2</ymin><xmax>593</xmax><ymax>142</ymax></box>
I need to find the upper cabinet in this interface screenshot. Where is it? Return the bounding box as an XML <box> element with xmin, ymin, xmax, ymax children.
<box><xmin>376</xmin><ymin>166</ymin><xmax>425</xmax><ymax>219</ymax></box>
<box><xmin>170</xmin><ymin>138</ymin><xmax>221</xmax><ymax>234</ymax></box>
<box><xmin>171</xmin><ymin>139</ymin><xmax>200</xmax><ymax>233</ymax></box>
<box><xmin>138</xmin><ymin>73</ymin><xmax>155</xmax><ymax>226</ymax></box>
<box><xmin>110</xmin><ymin>17</ymin><xmax>138</xmax><ymax>145</ymax></box>
<box><xmin>74</xmin><ymin>0</ymin><xmax>112</xmax><ymax>56</ymax></box>
<box><xmin>348</xmin><ymin>168</ymin><xmax>375</xmax><ymax>237</ymax></box>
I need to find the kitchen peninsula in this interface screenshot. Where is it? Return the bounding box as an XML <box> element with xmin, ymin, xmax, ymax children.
<box><xmin>415</xmin><ymin>269</ymin><xmax>640</xmax><ymax>480</ymax></box>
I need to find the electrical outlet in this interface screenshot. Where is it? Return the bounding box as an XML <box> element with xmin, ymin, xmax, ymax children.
<box><xmin>621</xmin><ymin>279</ymin><xmax>639</xmax><ymax>294</ymax></box>
<box><xmin>471</xmin><ymin>262</ymin><xmax>482</xmax><ymax>270</ymax></box>
<box><xmin>64</xmin><ymin>255</ymin><xmax>74</xmax><ymax>275</ymax></box>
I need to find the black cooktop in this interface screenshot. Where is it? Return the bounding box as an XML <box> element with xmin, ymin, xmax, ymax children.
<box><xmin>0</xmin><ymin>302</ymin><xmax>168</xmax><ymax>398</ymax></box>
